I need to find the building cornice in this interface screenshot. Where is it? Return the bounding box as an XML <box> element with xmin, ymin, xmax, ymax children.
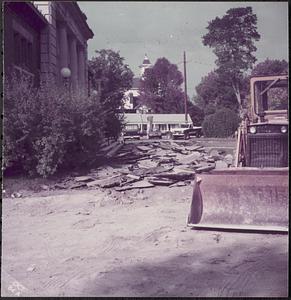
<box><xmin>69</xmin><ymin>2</ymin><xmax>94</xmax><ymax>40</ymax></box>
<box><xmin>5</xmin><ymin>2</ymin><xmax>48</xmax><ymax>29</ymax></box>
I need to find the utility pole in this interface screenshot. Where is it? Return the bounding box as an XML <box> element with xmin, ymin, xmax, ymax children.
<box><xmin>183</xmin><ymin>51</ymin><xmax>188</xmax><ymax>123</ymax></box>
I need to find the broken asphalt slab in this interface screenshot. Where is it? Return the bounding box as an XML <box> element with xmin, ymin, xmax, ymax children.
<box><xmin>115</xmin><ymin>180</ymin><xmax>154</xmax><ymax>191</ymax></box>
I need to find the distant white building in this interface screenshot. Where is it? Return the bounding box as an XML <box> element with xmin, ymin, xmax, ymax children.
<box><xmin>123</xmin><ymin>54</ymin><xmax>152</xmax><ymax>111</ymax></box>
<box><xmin>123</xmin><ymin>113</ymin><xmax>192</xmax><ymax>133</ymax></box>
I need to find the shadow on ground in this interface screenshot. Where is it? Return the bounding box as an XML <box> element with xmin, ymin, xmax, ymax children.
<box><xmin>76</xmin><ymin>242</ymin><xmax>287</xmax><ymax>297</ymax></box>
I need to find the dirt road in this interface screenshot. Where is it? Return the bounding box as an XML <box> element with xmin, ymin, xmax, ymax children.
<box><xmin>1</xmin><ymin>184</ymin><xmax>288</xmax><ymax>297</ymax></box>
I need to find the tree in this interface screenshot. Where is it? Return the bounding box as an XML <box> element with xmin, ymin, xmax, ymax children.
<box><xmin>89</xmin><ymin>49</ymin><xmax>134</xmax><ymax>139</ymax></box>
<box><xmin>251</xmin><ymin>58</ymin><xmax>288</xmax><ymax>76</ymax></box>
<box><xmin>139</xmin><ymin>57</ymin><xmax>185</xmax><ymax>113</ymax></box>
<box><xmin>202</xmin><ymin>108</ymin><xmax>240</xmax><ymax>137</ymax></box>
<box><xmin>193</xmin><ymin>71</ymin><xmax>239</xmax><ymax>114</ymax></box>
<box><xmin>202</xmin><ymin>7</ymin><xmax>260</xmax><ymax>107</ymax></box>
<box><xmin>187</xmin><ymin>102</ymin><xmax>205</xmax><ymax>126</ymax></box>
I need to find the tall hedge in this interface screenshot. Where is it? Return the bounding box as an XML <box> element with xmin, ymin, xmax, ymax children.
<box><xmin>202</xmin><ymin>108</ymin><xmax>240</xmax><ymax>137</ymax></box>
<box><xmin>4</xmin><ymin>73</ymin><xmax>106</xmax><ymax>177</ymax></box>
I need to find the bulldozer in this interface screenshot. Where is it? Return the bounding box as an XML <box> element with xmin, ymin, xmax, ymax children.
<box><xmin>188</xmin><ymin>75</ymin><xmax>288</xmax><ymax>233</ymax></box>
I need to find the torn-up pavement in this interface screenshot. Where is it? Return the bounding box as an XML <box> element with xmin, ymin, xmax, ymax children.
<box><xmin>48</xmin><ymin>139</ymin><xmax>234</xmax><ymax>194</ymax></box>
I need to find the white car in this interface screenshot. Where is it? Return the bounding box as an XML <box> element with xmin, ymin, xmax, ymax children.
<box><xmin>166</xmin><ymin>124</ymin><xmax>202</xmax><ymax>139</ymax></box>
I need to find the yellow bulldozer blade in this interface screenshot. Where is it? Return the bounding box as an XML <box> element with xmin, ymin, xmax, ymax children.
<box><xmin>188</xmin><ymin>168</ymin><xmax>289</xmax><ymax>233</ymax></box>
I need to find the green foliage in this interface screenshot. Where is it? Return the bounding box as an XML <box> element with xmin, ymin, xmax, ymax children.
<box><xmin>202</xmin><ymin>108</ymin><xmax>240</xmax><ymax>137</ymax></box>
<box><xmin>193</xmin><ymin>71</ymin><xmax>240</xmax><ymax>114</ymax></box>
<box><xmin>139</xmin><ymin>57</ymin><xmax>185</xmax><ymax>113</ymax></box>
<box><xmin>187</xmin><ymin>102</ymin><xmax>205</xmax><ymax>126</ymax></box>
<box><xmin>89</xmin><ymin>49</ymin><xmax>134</xmax><ymax>139</ymax></box>
<box><xmin>251</xmin><ymin>59</ymin><xmax>288</xmax><ymax>77</ymax></box>
<box><xmin>202</xmin><ymin>7</ymin><xmax>260</xmax><ymax>104</ymax></box>
<box><xmin>4</xmin><ymin>72</ymin><xmax>105</xmax><ymax>177</ymax></box>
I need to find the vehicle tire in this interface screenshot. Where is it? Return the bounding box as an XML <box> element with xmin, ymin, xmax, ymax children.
<box><xmin>184</xmin><ymin>133</ymin><xmax>190</xmax><ymax>140</ymax></box>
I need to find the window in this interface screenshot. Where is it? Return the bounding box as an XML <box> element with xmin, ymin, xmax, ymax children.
<box><xmin>126</xmin><ymin>124</ymin><xmax>140</xmax><ymax>130</ymax></box>
<box><xmin>13</xmin><ymin>31</ymin><xmax>33</xmax><ymax>71</ymax></box>
<box><xmin>254</xmin><ymin>79</ymin><xmax>288</xmax><ymax>112</ymax></box>
<box><xmin>158</xmin><ymin>124</ymin><xmax>167</xmax><ymax>131</ymax></box>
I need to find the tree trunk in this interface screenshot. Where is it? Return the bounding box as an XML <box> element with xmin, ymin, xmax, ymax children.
<box><xmin>232</xmin><ymin>82</ymin><xmax>241</xmax><ymax>106</ymax></box>
<box><xmin>232</xmin><ymin>81</ymin><xmax>245</xmax><ymax>119</ymax></box>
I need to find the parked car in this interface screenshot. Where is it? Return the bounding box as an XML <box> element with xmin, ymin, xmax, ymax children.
<box><xmin>148</xmin><ymin>129</ymin><xmax>162</xmax><ymax>139</ymax></box>
<box><xmin>122</xmin><ymin>124</ymin><xmax>141</xmax><ymax>140</ymax></box>
<box><xmin>166</xmin><ymin>123</ymin><xmax>202</xmax><ymax>139</ymax></box>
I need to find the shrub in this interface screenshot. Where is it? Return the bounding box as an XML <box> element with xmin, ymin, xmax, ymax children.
<box><xmin>4</xmin><ymin>73</ymin><xmax>106</xmax><ymax>177</ymax></box>
<box><xmin>3</xmin><ymin>72</ymin><xmax>40</xmax><ymax>174</ymax></box>
<box><xmin>188</xmin><ymin>104</ymin><xmax>205</xmax><ymax>126</ymax></box>
<box><xmin>202</xmin><ymin>108</ymin><xmax>240</xmax><ymax>137</ymax></box>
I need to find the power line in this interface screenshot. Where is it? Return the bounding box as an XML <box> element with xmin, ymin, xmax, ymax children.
<box><xmin>176</xmin><ymin>57</ymin><xmax>213</xmax><ymax>67</ymax></box>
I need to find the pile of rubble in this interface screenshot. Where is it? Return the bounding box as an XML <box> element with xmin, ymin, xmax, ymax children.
<box><xmin>51</xmin><ymin>140</ymin><xmax>234</xmax><ymax>192</ymax></box>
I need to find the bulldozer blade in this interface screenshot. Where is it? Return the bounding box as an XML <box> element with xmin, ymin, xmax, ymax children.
<box><xmin>188</xmin><ymin>168</ymin><xmax>289</xmax><ymax>233</ymax></box>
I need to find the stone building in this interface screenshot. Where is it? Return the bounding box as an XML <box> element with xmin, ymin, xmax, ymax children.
<box><xmin>4</xmin><ymin>2</ymin><xmax>48</xmax><ymax>86</ymax></box>
<box><xmin>4</xmin><ymin>1</ymin><xmax>94</xmax><ymax>91</ymax></box>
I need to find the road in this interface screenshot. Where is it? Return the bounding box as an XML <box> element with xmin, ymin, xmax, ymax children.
<box><xmin>1</xmin><ymin>138</ymin><xmax>288</xmax><ymax>297</ymax></box>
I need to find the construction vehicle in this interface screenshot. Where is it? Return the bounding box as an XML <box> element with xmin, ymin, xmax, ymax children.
<box><xmin>188</xmin><ymin>75</ymin><xmax>288</xmax><ymax>233</ymax></box>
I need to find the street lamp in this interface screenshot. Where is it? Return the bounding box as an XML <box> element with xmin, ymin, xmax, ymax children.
<box><xmin>60</xmin><ymin>67</ymin><xmax>71</xmax><ymax>79</ymax></box>
<box><xmin>60</xmin><ymin>67</ymin><xmax>71</xmax><ymax>95</ymax></box>
<box><xmin>92</xmin><ymin>89</ymin><xmax>98</xmax><ymax>96</ymax></box>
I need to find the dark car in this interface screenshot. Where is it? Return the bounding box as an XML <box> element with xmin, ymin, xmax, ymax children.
<box><xmin>122</xmin><ymin>124</ymin><xmax>141</xmax><ymax>140</ymax></box>
<box><xmin>148</xmin><ymin>129</ymin><xmax>162</xmax><ymax>139</ymax></box>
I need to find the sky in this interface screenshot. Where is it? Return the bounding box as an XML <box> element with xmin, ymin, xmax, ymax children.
<box><xmin>78</xmin><ymin>1</ymin><xmax>288</xmax><ymax>97</ymax></box>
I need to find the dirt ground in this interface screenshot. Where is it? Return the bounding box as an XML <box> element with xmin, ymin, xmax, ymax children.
<box><xmin>1</xmin><ymin>138</ymin><xmax>288</xmax><ymax>297</ymax></box>
<box><xmin>1</xmin><ymin>183</ymin><xmax>288</xmax><ymax>297</ymax></box>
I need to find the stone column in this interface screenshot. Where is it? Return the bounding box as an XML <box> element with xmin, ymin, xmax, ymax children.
<box><xmin>59</xmin><ymin>23</ymin><xmax>68</xmax><ymax>69</ymax></box>
<box><xmin>69</xmin><ymin>37</ymin><xmax>78</xmax><ymax>90</ymax></box>
<box><xmin>78</xmin><ymin>46</ymin><xmax>85</xmax><ymax>91</ymax></box>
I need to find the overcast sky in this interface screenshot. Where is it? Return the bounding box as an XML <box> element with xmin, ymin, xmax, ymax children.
<box><xmin>78</xmin><ymin>1</ymin><xmax>288</xmax><ymax>97</ymax></box>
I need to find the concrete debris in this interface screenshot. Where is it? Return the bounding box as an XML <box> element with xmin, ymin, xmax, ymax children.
<box><xmin>152</xmin><ymin>169</ymin><xmax>195</xmax><ymax>181</ymax></box>
<box><xmin>185</xmin><ymin>145</ymin><xmax>204</xmax><ymax>151</ymax></box>
<box><xmin>147</xmin><ymin>177</ymin><xmax>176</xmax><ymax>186</ymax></box>
<box><xmin>54</xmin><ymin>183</ymin><xmax>67</xmax><ymax>189</ymax></box>
<box><xmin>131</xmin><ymin>165</ymin><xmax>174</xmax><ymax>177</ymax></box>
<box><xmin>74</xmin><ymin>176</ymin><xmax>94</xmax><ymax>182</ymax></box>
<box><xmin>44</xmin><ymin>139</ymin><xmax>235</xmax><ymax>194</ymax></box>
<box><xmin>11</xmin><ymin>192</ymin><xmax>22</xmax><ymax>198</ymax></box>
<box><xmin>209</xmin><ymin>149</ymin><xmax>222</xmax><ymax>161</ymax></box>
<box><xmin>224</xmin><ymin>154</ymin><xmax>234</xmax><ymax>166</ymax></box>
<box><xmin>115</xmin><ymin>180</ymin><xmax>154</xmax><ymax>191</ymax></box>
<box><xmin>70</xmin><ymin>182</ymin><xmax>88</xmax><ymax>189</ymax></box>
<box><xmin>157</xmin><ymin>157</ymin><xmax>176</xmax><ymax>165</ymax></box>
<box><xmin>195</xmin><ymin>164</ymin><xmax>216</xmax><ymax>173</ymax></box>
<box><xmin>27</xmin><ymin>264</ymin><xmax>36</xmax><ymax>272</ymax></box>
<box><xmin>169</xmin><ymin>181</ymin><xmax>188</xmax><ymax>188</ymax></box>
<box><xmin>215</xmin><ymin>160</ymin><xmax>228</xmax><ymax>169</ymax></box>
<box><xmin>177</xmin><ymin>152</ymin><xmax>201</xmax><ymax>165</ymax></box>
<box><xmin>40</xmin><ymin>184</ymin><xmax>50</xmax><ymax>191</ymax></box>
<box><xmin>86</xmin><ymin>175</ymin><xmax>122</xmax><ymax>188</ymax></box>
<box><xmin>137</xmin><ymin>145</ymin><xmax>153</xmax><ymax>152</ymax></box>
<box><xmin>137</xmin><ymin>159</ymin><xmax>159</xmax><ymax>169</ymax></box>
<box><xmin>125</xmin><ymin>174</ymin><xmax>141</xmax><ymax>180</ymax></box>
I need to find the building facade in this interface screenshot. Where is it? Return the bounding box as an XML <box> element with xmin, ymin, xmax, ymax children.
<box><xmin>123</xmin><ymin>113</ymin><xmax>192</xmax><ymax>133</ymax></box>
<box><xmin>4</xmin><ymin>2</ymin><xmax>48</xmax><ymax>86</ymax></box>
<box><xmin>4</xmin><ymin>1</ymin><xmax>93</xmax><ymax>91</ymax></box>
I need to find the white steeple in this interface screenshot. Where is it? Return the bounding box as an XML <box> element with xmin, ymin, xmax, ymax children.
<box><xmin>139</xmin><ymin>54</ymin><xmax>152</xmax><ymax>77</ymax></box>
